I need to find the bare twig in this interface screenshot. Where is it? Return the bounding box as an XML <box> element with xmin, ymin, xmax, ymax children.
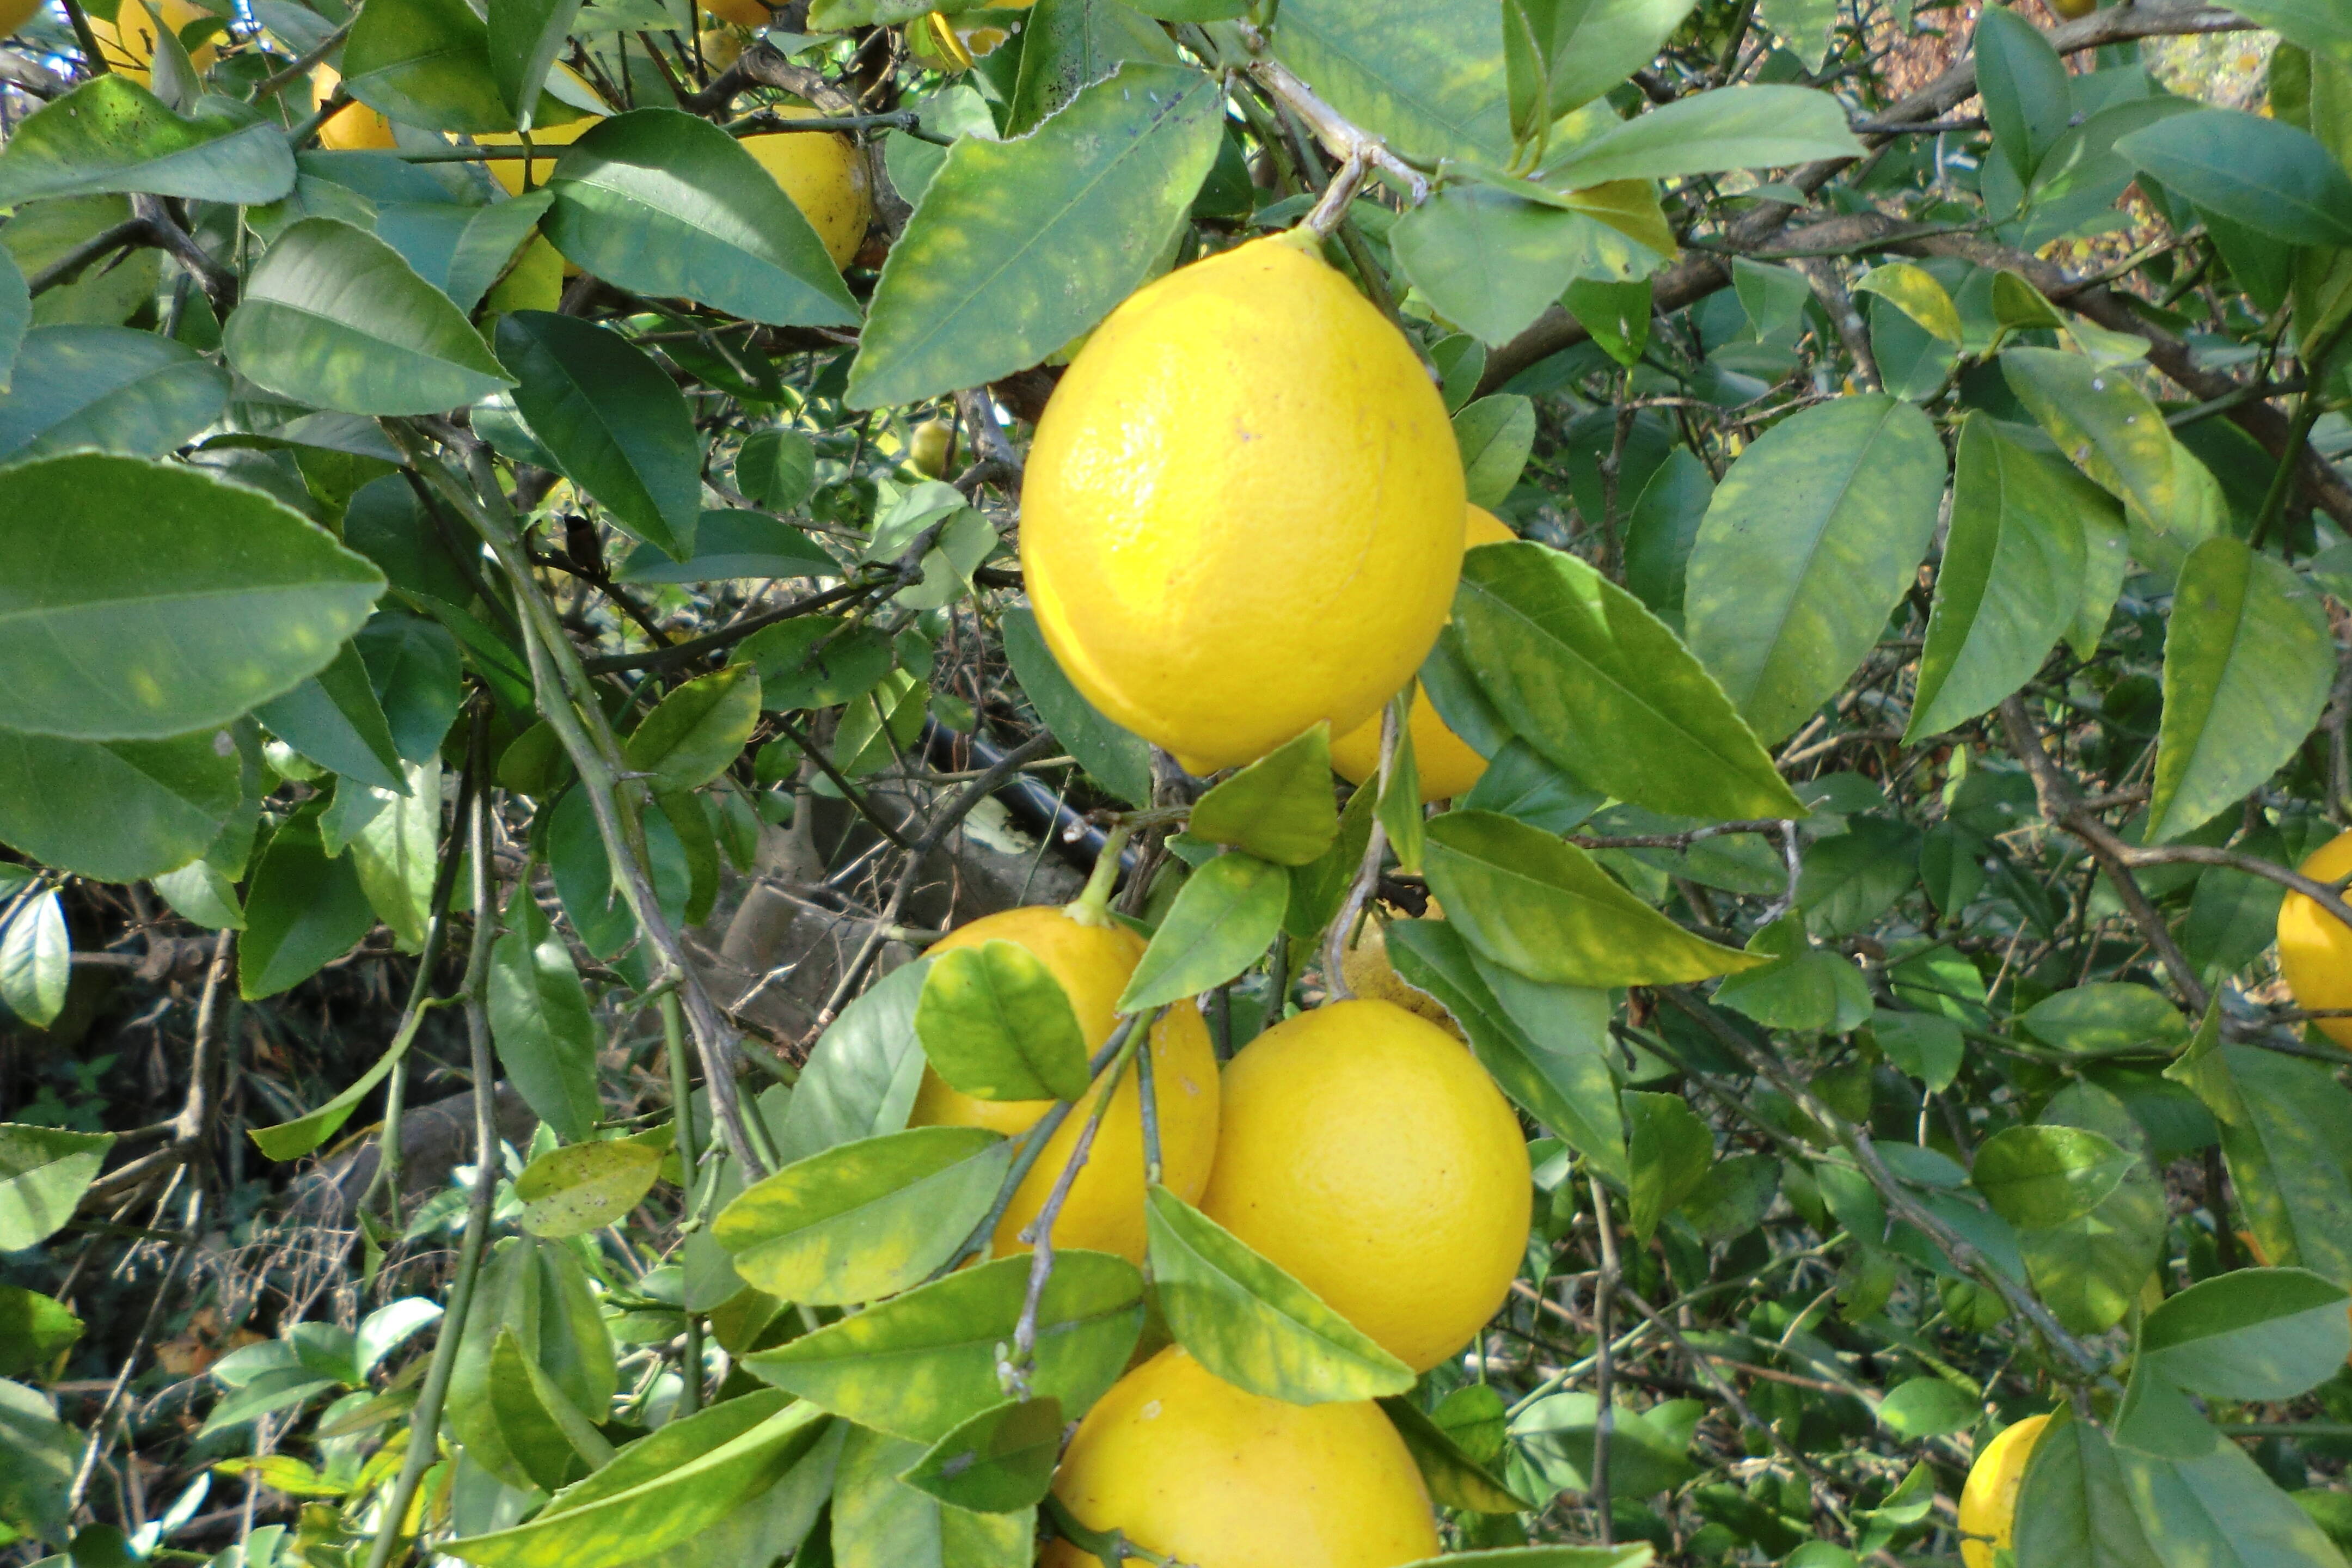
<box><xmin>1321</xmin><ymin>698</ymin><xmax>1399</xmax><ymax>997</ymax></box>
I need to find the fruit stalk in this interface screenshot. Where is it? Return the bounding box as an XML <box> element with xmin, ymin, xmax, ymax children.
<box><xmin>1321</xmin><ymin>699</ymin><xmax>1399</xmax><ymax>999</ymax></box>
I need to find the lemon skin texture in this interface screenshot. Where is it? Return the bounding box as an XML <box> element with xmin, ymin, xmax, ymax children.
<box><xmin>1331</xmin><ymin>505</ymin><xmax>1516</xmax><ymax>800</ymax></box>
<box><xmin>1022</xmin><ymin>234</ymin><xmax>1467</xmax><ymax>773</ymax></box>
<box><xmin>1042</xmin><ymin>1346</ymin><xmax>1440</xmax><ymax>1568</ymax></box>
<box><xmin>1958</xmin><ymin>1413</ymin><xmax>2049</xmax><ymax>1568</ymax></box>
<box><xmin>88</xmin><ymin>0</ymin><xmax>215</xmax><ymax>82</ymax></box>
<box><xmin>310</xmin><ymin>66</ymin><xmax>400</xmax><ymax>152</ymax></box>
<box><xmin>1200</xmin><ymin>998</ymin><xmax>1530</xmax><ymax>1371</ymax></box>
<box><xmin>2280</xmin><ymin>828</ymin><xmax>2352</xmax><ymax>1050</ymax></box>
<box><xmin>1</xmin><ymin>0</ymin><xmax>43</xmax><ymax>39</ymax></box>
<box><xmin>477</xmin><ymin>115</ymin><xmax>600</xmax><ymax>196</ymax></box>
<box><xmin>905</xmin><ymin>906</ymin><xmax>1218</xmax><ymax>1263</ymax></box>
<box><xmin>742</xmin><ymin>113</ymin><xmax>872</xmax><ymax>270</ymax></box>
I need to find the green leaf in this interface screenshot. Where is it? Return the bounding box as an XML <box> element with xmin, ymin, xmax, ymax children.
<box><xmin>622</xmin><ymin>665</ymin><xmax>761</xmax><ymax>793</ymax></box>
<box><xmin>516</xmin><ymin>1141</ymin><xmax>664</xmax><ymax>1238</ymax></box>
<box><xmin>0</xmin><ymin>324</ymin><xmax>228</xmax><ymax>462</ymax></box>
<box><xmin>1876</xmin><ymin>1376</ymin><xmax>1976</xmax><ymax>1439</ymax></box>
<box><xmin>2023</xmin><ymin>1084</ymin><xmax>2167</xmax><ymax>1335</ymax></box>
<box><xmin>0</xmin><ymin>1124</ymin><xmax>115</xmax><ymax>1250</ymax></box>
<box><xmin>1391</xmin><ymin>185</ymin><xmax>1665</xmax><ymax>348</ymax></box>
<box><xmin>2110</xmin><ymin>1425</ymin><xmax>2348</xmax><ymax>1568</ymax></box>
<box><xmin>897</xmin><ymin>1397</ymin><xmax>1062</xmax><ymax>1514</ymax></box>
<box><xmin>2146</xmin><ymin>537</ymin><xmax>2336</xmax><ymax>842</ymax></box>
<box><xmin>847</xmin><ymin>63</ymin><xmax>1223</xmax><ymax>408</ymax></box>
<box><xmin>359</xmin><ymin>612</ymin><xmax>464</xmax><ymax>763</ymax></box>
<box><xmin>1386</xmin><ymin>919</ymin><xmax>1626</xmax><ymax>1180</ymax></box>
<box><xmin>1422</xmin><ymin>810</ymin><xmax>1763</xmax><ymax>987</ymax></box>
<box><xmin>1004</xmin><ymin>0</ymin><xmax>1184</xmax><ymax>137</ymax></box>
<box><xmin>1144</xmin><ymin>1183</ymin><xmax>1416</xmax><ymax>1404</ymax></box>
<box><xmin>489</xmin><ymin>885</ymin><xmax>602</xmax><ymax>1142</ymax></box>
<box><xmin>1454</xmin><ymin>394</ymin><xmax>1535</xmax><ymax>507</ymax></box>
<box><xmin>2118</xmin><ymin>108</ymin><xmax>2352</xmax><ymax>249</ymax></box>
<box><xmin>2014</xmin><ymin>1410</ymin><xmax>2164</xmax><ymax>1568</ymax></box>
<box><xmin>341</xmin><ymin>0</ymin><xmax>565</xmax><ymax>133</ymax></box>
<box><xmin>225</xmin><ymin>219</ymin><xmax>517</xmax><ymax>416</ymax></box>
<box><xmin>1873</xmin><ymin>1010</ymin><xmax>1963</xmax><ymax>1093</ymax></box>
<box><xmin>1000</xmin><ymin>607</ymin><xmax>1150</xmax><ymax>807</ymax></box>
<box><xmin>0</xmin><ymin>246</ymin><xmax>26</xmax><ymax>395</ymax></box>
<box><xmin>737</xmin><ymin>616</ymin><xmax>896</xmax><ymax>713</ymax></box>
<box><xmin>0</xmin><ymin>1286</ymin><xmax>83</xmax><ymax>1377</ymax></box>
<box><xmin>0</xmin><ymin>452</ymin><xmax>383</xmax><ymax>741</ymax></box>
<box><xmin>1685</xmin><ymin>394</ymin><xmax>1947</xmax><ymax>744</ymax></box>
<box><xmin>2024</xmin><ymin>983</ymin><xmax>2190</xmax><ymax>1058</ymax></box>
<box><xmin>915</xmin><ymin>942</ymin><xmax>1092</xmax><ymax>1102</ymax></box>
<box><xmin>1186</xmin><ymin>724</ymin><xmax>1339</xmax><ymax>866</ymax></box>
<box><xmin>350</xmin><ymin>755</ymin><xmax>441</xmax><ymax>948</ymax></box>
<box><xmin>1272</xmin><ymin>0</ymin><xmax>1509</xmax><ymax>164</ymax></box>
<box><xmin>832</xmin><ymin>1422</ymin><xmax>1034</xmax><ymax>1568</ymax></box>
<box><xmin>1563</xmin><ymin>275</ymin><xmax>1652</xmax><ymax>366</ymax></box>
<box><xmin>1379</xmin><ymin>1394</ymin><xmax>1534</xmax><ymax>1513</ymax></box>
<box><xmin>1679</xmin><ymin>1152</ymin><xmax>1781</xmax><ymax>1242</ymax></box>
<box><xmin>1798</xmin><ymin>817</ymin><xmax>1921</xmax><ymax>937</ymax></box>
<box><xmin>1514</xmin><ymin>0</ymin><xmax>1697</xmax><ymax>127</ymax></box>
<box><xmin>1970</xmin><ymin>1125</ymin><xmax>2134</xmax><ymax>1230</ymax></box>
<box><xmin>1539</xmin><ymin>86</ymin><xmax>1864</xmax><ymax>188</ymax></box>
<box><xmin>774</xmin><ymin>958</ymin><xmax>932</xmax><ymax>1163</ymax></box>
<box><xmin>1712</xmin><ymin>916</ymin><xmax>1873</xmax><ymax>1034</ymax></box>
<box><xmin>0</xmin><ymin>890</ymin><xmax>69</xmax><ymax>1030</ymax></box>
<box><xmin>487</xmin><ymin>0</ymin><xmax>583</xmax><ymax>132</ymax></box>
<box><xmin>450</xmin><ymin>1235</ymin><xmax>620</xmax><ymax>1489</ymax></box>
<box><xmin>1851</xmin><ymin>262</ymin><xmax>1962</xmax><ymax>345</ymax></box>
<box><xmin>1624</xmin><ymin>1090</ymin><xmax>1711</xmax><ymax>1241</ymax></box>
<box><xmin>240</xmin><ymin>808</ymin><xmax>376</xmax><ymax>1000</ymax></box>
<box><xmin>498</xmin><ymin>311</ymin><xmax>701</xmax><ymax>561</ymax></box>
<box><xmin>735</xmin><ymin>426</ymin><xmax>818</xmax><ymax>512</ymax></box>
<box><xmin>1117</xmin><ymin>852</ymin><xmax>1289</xmax><ymax>1012</ymax></box>
<box><xmin>1454</xmin><ymin>539</ymin><xmax>1804</xmax><ymax>822</ymax></box>
<box><xmin>2001</xmin><ymin>347</ymin><xmax>2224</xmax><ymax>555</ymax></box>
<box><xmin>617</xmin><ymin>511</ymin><xmax>837</xmax><ymax>585</ymax></box>
<box><xmin>1973</xmin><ymin>4</ymin><xmax>2071</xmax><ymax>184</ymax></box>
<box><xmin>2169</xmin><ymin>1027</ymin><xmax>2352</xmax><ymax>1291</ymax></box>
<box><xmin>714</xmin><ymin>1126</ymin><xmax>1012</xmax><ymax>1306</ymax></box>
<box><xmin>0</xmin><ymin>727</ymin><xmax>241</xmax><ymax>884</ymax></box>
<box><xmin>1906</xmin><ymin>415</ymin><xmax>2090</xmax><ymax>742</ymax></box>
<box><xmin>256</xmin><ymin>641</ymin><xmax>408</xmax><ymax>793</ymax></box>
<box><xmin>445</xmin><ymin>1397</ymin><xmax>831</xmax><ymax>1568</ymax></box>
<box><xmin>0</xmin><ymin>76</ymin><xmax>295</xmax><ymax>205</ymax></box>
<box><xmin>2140</xmin><ymin>1267</ymin><xmax>2352</xmax><ymax>1401</ymax></box>
<box><xmin>488</xmin><ymin>1326</ymin><xmax>607</xmax><ymax>1491</ymax></box>
<box><xmin>546</xmin><ymin>109</ymin><xmax>859</xmax><ymax>329</ymax></box>
<box><xmin>743</xmin><ymin>1251</ymin><xmax>1144</xmax><ymax>1441</ymax></box>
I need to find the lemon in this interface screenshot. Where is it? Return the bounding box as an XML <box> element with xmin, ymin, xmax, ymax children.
<box><xmin>742</xmin><ymin>110</ymin><xmax>872</xmax><ymax>270</ymax></box>
<box><xmin>1</xmin><ymin>0</ymin><xmax>44</xmax><ymax>39</ymax></box>
<box><xmin>1329</xmin><ymin>505</ymin><xmax>1516</xmax><ymax>801</ymax></box>
<box><xmin>2280</xmin><ymin>828</ymin><xmax>2352</xmax><ymax>1050</ymax></box>
<box><xmin>697</xmin><ymin>24</ymin><xmax>745</xmax><ymax>71</ymax></box>
<box><xmin>1339</xmin><ymin>912</ymin><xmax>1460</xmax><ymax>1035</ymax></box>
<box><xmin>87</xmin><ymin>0</ymin><xmax>215</xmax><ymax>82</ymax></box>
<box><xmin>1200</xmin><ymin>999</ymin><xmax>1529</xmax><ymax>1371</ymax></box>
<box><xmin>309</xmin><ymin>65</ymin><xmax>399</xmax><ymax>152</ymax></box>
<box><xmin>2047</xmin><ymin>0</ymin><xmax>2094</xmax><ymax>15</ymax></box>
<box><xmin>1022</xmin><ymin>233</ymin><xmax>1467</xmax><ymax>773</ymax></box>
<box><xmin>905</xmin><ymin>905</ymin><xmax>1218</xmax><ymax>1263</ymax></box>
<box><xmin>1042</xmin><ymin>1346</ymin><xmax>1439</xmax><ymax>1568</ymax></box>
<box><xmin>1958</xmin><ymin>1413</ymin><xmax>2050</xmax><ymax>1568</ymax></box>
<box><xmin>698</xmin><ymin>0</ymin><xmax>769</xmax><ymax>27</ymax></box>
<box><xmin>908</xmin><ymin>419</ymin><xmax>954</xmax><ymax>478</ymax></box>
<box><xmin>476</xmin><ymin>115</ymin><xmax>599</xmax><ymax>197</ymax></box>
<box><xmin>483</xmin><ymin>235</ymin><xmax>567</xmax><ymax>316</ymax></box>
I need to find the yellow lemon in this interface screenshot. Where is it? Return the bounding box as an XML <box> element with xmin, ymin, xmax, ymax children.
<box><xmin>1022</xmin><ymin>233</ymin><xmax>1467</xmax><ymax>774</ymax></box>
<box><xmin>698</xmin><ymin>0</ymin><xmax>769</xmax><ymax>28</ymax></box>
<box><xmin>1339</xmin><ymin>912</ymin><xmax>1459</xmax><ymax>1036</ymax></box>
<box><xmin>1330</xmin><ymin>505</ymin><xmax>1516</xmax><ymax>801</ymax></box>
<box><xmin>1200</xmin><ymin>999</ymin><xmax>1529</xmax><ymax>1371</ymax></box>
<box><xmin>2280</xmin><ymin>828</ymin><xmax>2352</xmax><ymax>1050</ymax></box>
<box><xmin>483</xmin><ymin>235</ymin><xmax>566</xmax><ymax>316</ymax></box>
<box><xmin>87</xmin><ymin>0</ymin><xmax>215</xmax><ymax>82</ymax></box>
<box><xmin>697</xmin><ymin>24</ymin><xmax>744</xmax><ymax>71</ymax></box>
<box><xmin>1958</xmin><ymin>1413</ymin><xmax>2050</xmax><ymax>1568</ymax></box>
<box><xmin>905</xmin><ymin>905</ymin><xmax>1218</xmax><ymax>1263</ymax></box>
<box><xmin>476</xmin><ymin>115</ymin><xmax>599</xmax><ymax>196</ymax></box>
<box><xmin>309</xmin><ymin>65</ymin><xmax>399</xmax><ymax>151</ymax></box>
<box><xmin>1</xmin><ymin>0</ymin><xmax>45</xmax><ymax>39</ymax></box>
<box><xmin>1042</xmin><ymin>1346</ymin><xmax>1440</xmax><ymax>1568</ymax></box>
<box><xmin>741</xmin><ymin>111</ymin><xmax>872</xmax><ymax>269</ymax></box>
<box><xmin>2047</xmin><ymin>0</ymin><xmax>2096</xmax><ymax>16</ymax></box>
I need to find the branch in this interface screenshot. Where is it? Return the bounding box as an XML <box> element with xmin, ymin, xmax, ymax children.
<box><xmin>252</xmin><ymin>16</ymin><xmax>353</xmax><ymax>98</ymax></box>
<box><xmin>678</xmin><ymin>38</ymin><xmax>857</xmax><ymax>115</ymax></box>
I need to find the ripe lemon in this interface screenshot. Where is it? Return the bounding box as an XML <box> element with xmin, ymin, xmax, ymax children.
<box><xmin>1329</xmin><ymin>505</ymin><xmax>1516</xmax><ymax>801</ymax></box>
<box><xmin>1199</xmin><ymin>999</ymin><xmax>1529</xmax><ymax>1370</ymax></box>
<box><xmin>1042</xmin><ymin>1346</ymin><xmax>1439</xmax><ymax>1568</ymax></box>
<box><xmin>2280</xmin><ymin>827</ymin><xmax>2352</xmax><ymax>1050</ymax></box>
<box><xmin>87</xmin><ymin>0</ymin><xmax>215</xmax><ymax>82</ymax></box>
<box><xmin>1339</xmin><ymin>908</ymin><xmax>1459</xmax><ymax>1037</ymax></box>
<box><xmin>1</xmin><ymin>0</ymin><xmax>44</xmax><ymax>39</ymax></box>
<box><xmin>697</xmin><ymin>24</ymin><xmax>745</xmax><ymax>71</ymax></box>
<box><xmin>1958</xmin><ymin>1413</ymin><xmax>2050</xmax><ymax>1568</ymax></box>
<box><xmin>699</xmin><ymin>0</ymin><xmax>769</xmax><ymax>28</ymax></box>
<box><xmin>1022</xmin><ymin>233</ymin><xmax>1467</xmax><ymax>774</ymax></box>
<box><xmin>742</xmin><ymin>109</ymin><xmax>872</xmax><ymax>269</ymax></box>
<box><xmin>309</xmin><ymin>65</ymin><xmax>399</xmax><ymax>152</ymax></box>
<box><xmin>906</xmin><ymin>905</ymin><xmax>1217</xmax><ymax>1263</ymax></box>
<box><xmin>483</xmin><ymin>235</ymin><xmax>566</xmax><ymax>316</ymax></box>
<box><xmin>476</xmin><ymin>114</ymin><xmax>600</xmax><ymax>196</ymax></box>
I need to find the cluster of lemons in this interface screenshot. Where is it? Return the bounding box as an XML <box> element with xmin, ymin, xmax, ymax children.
<box><xmin>899</xmin><ymin>235</ymin><xmax>1539</xmax><ymax>1566</ymax></box>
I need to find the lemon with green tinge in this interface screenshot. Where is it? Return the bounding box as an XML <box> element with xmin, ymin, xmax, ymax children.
<box><xmin>1041</xmin><ymin>1346</ymin><xmax>1440</xmax><ymax>1568</ymax></box>
<box><xmin>1958</xmin><ymin>1413</ymin><xmax>2050</xmax><ymax>1568</ymax></box>
<box><xmin>310</xmin><ymin>65</ymin><xmax>399</xmax><ymax>152</ymax></box>
<box><xmin>1339</xmin><ymin>911</ymin><xmax>1461</xmax><ymax>1037</ymax></box>
<box><xmin>742</xmin><ymin>109</ymin><xmax>872</xmax><ymax>270</ymax></box>
<box><xmin>906</xmin><ymin>905</ymin><xmax>1218</xmax><ymax>1263</ymax></box>
<box><xmin>1199</xmin><ymin>998</ymin><xmax>1528</xmax><ymax>1371</ymax></box>
<box><xmin>87</xmin><ymin>0</ymin><xmax>215</xmax><ymax>82</ymax></box>
<box><xmin>1330</xmin><ymin>505</ymin><xmax>1516</xmax><ymax>801</ymax></box>
<box><xmin>2280</xmin><ymin>827</ymin><xmax>2352</xmax><ymax>1050</ymax></box>
<box><xmin>1022</xmin><ymin>232</ymin><xmax>1468</xmax><ymax>774</ymax></box>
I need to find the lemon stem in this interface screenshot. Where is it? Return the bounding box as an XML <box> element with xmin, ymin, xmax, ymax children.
<box><xmin>1320</xmin><ymin>698</ymin><xmax>1399</xmax><ymax>1000</ymax></box>
<box><xmin>1065</xmin><ymin>822</ymin><xmax>1134</xmax><ymax>928</ymax></box>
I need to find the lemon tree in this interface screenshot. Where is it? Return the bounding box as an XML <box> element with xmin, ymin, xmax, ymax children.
<box><xmin>5</xmin><ymin>0</ymin><xmax>2352</xmax><ymax>1566</ymax></box>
